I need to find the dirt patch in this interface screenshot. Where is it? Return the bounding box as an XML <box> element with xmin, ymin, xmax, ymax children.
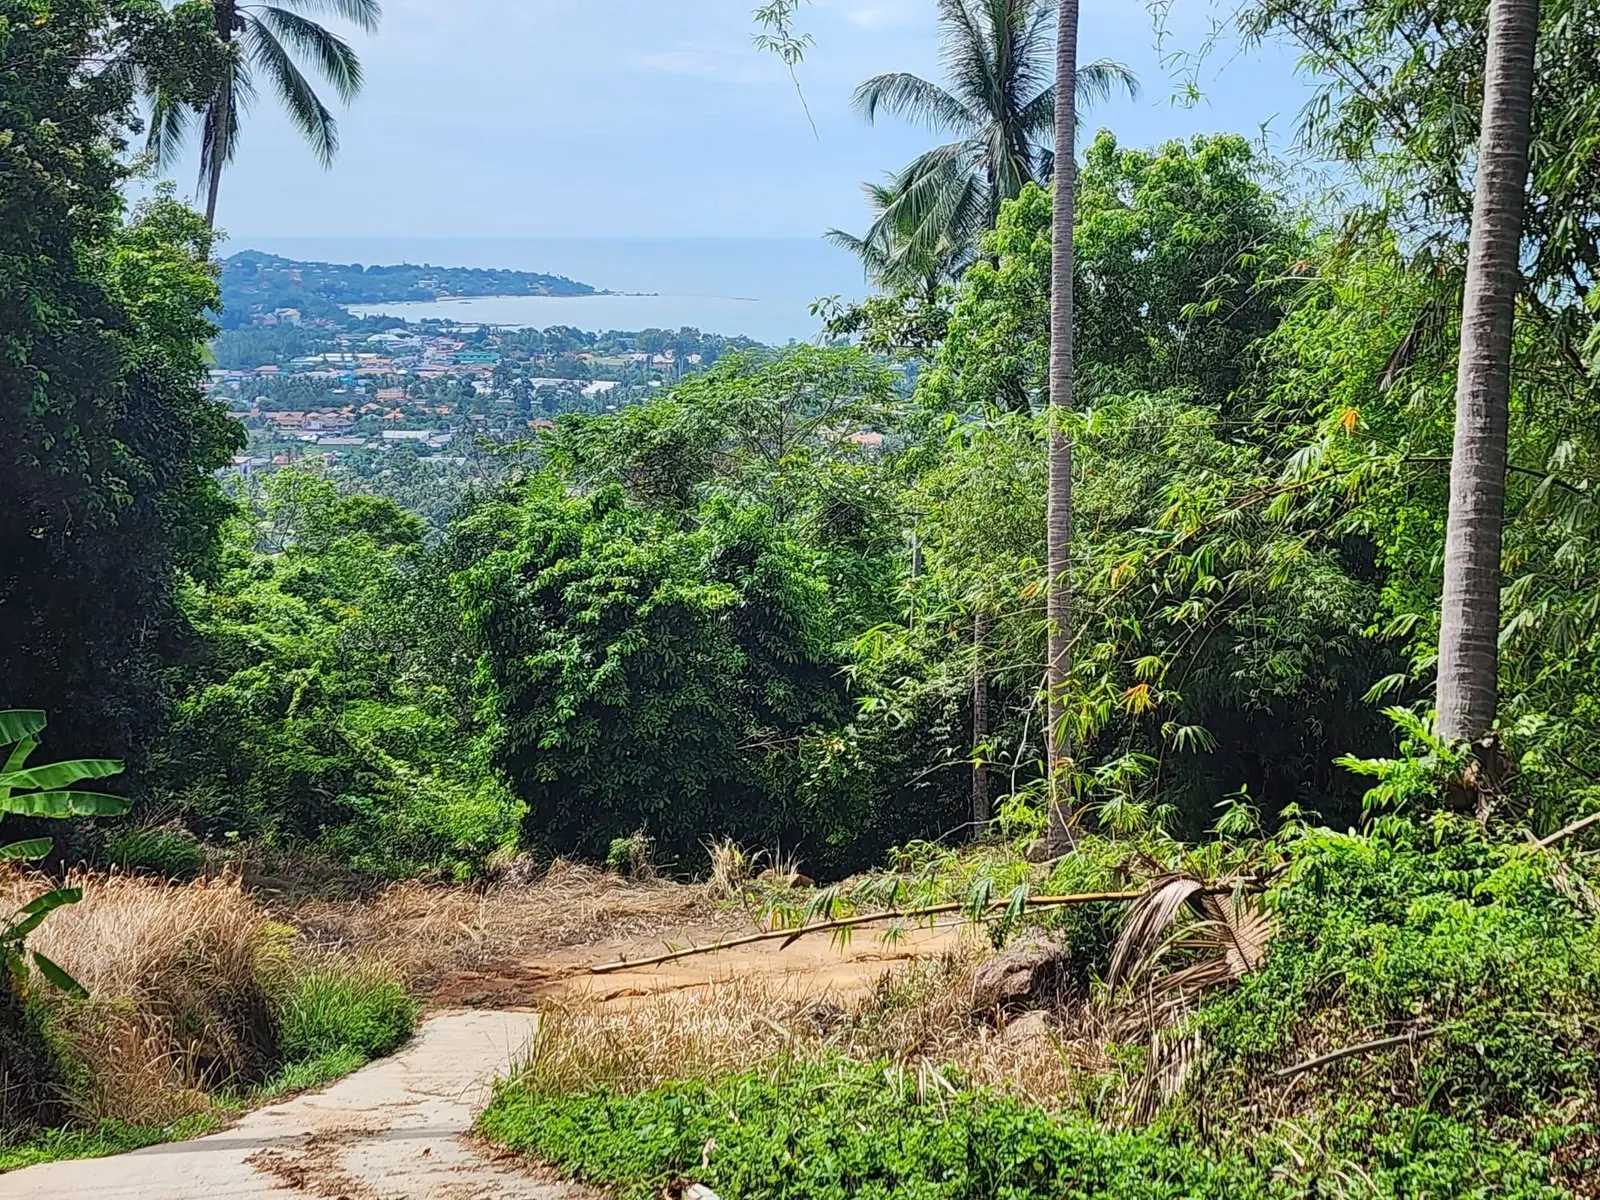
<box><xmin>282</xmin><ymin>861</ymin><xmax>734</xmax><ymax>995</ymax></box>
<box><xmin>248</xmin><ymin>1126</ymin><xmax>377</xmax><ymax>1200</ymax></box>
<box><xmin>432</xmin><ymin>918</ymin><xmax>968</xmax><ymax>1010</ymax></box>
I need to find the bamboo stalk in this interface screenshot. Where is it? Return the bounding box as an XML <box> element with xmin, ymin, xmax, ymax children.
<box><xmin>1271</xmin><ymin>1026</ymin><xmax>1442</xmax><ymax>1081</ymax></box>
<box><xmin>1537</xmin><ymin>811</ymin><xmax>1600</xmax><ymax>849</ymax></box>
<box><xmin>589</xmin><ymin>886</ymin><xmax>1253</xmax><ymax>975</ymax></box>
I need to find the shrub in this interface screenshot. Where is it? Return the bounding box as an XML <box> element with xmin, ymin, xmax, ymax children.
<box><xmin>272</xmin><ymin>961</ymin><xmax>416</xmax><ymax>1066</ymax></box>
<box><xmin>1201</xmin><ymin>814</ymin><xmax>1600</xmax><ymax>1125</ymax></box>
<box><xmin>102</xmin><ymin>824</ymin><xmax>205</xmax><ymax>881</ymax></box>
<box><xmin>481</xmin><ymin>1057</ymin><xmax>1566</xmax><ymax>1200</ymax></box>
<box><xmin>0</xmin><ymin>987</ymin><xmax>65</xmax><ymax>1146</ymax></box>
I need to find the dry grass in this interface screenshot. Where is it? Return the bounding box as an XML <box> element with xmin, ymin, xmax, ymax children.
<box><xmin>1</xmin><ymin>868</ymin><xmax>276</xmax><ymax>1125</ymax></box>
<box><xmin>514</xmin><ymin>948</ymin><xmax>1114</xmax><ymax>1106</ymax></box>
<box><xmin>285</xmin><ymin>859</ymin><xmax>724</xmax><ymax>990</ymax></box>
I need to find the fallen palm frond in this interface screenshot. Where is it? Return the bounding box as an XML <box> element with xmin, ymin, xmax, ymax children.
<box><xmin>593</xmin><ymin>873</ymin><xmax>1276</xmax><ymax>975</ymax></box>
<box><xmin>1102</xmin><ymin>873</ymin><xmax>1278</xmax><ymax>1119</ymax></box>
<box><xmin>1108</xmin><ymin>875</ymin><xmax>1275</xmax><ymax>999</ymax></box>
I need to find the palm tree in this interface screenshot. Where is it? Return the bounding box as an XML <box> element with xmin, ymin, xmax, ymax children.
<box><xmin>825</xmin><ymin>180</ymin><xmax>973</xmax><ymax>299</ymax></box>
<box><xmin>1434</xmin><ymin>0</ymin><xmax>1539</xmax><ymax>749</ymax></box>
<box><xmin>1042</xmin><ymin>0</ymin><xmax>1079</xmax><ymax>857</ymax></box>
<box><xmin>148</xmin><ymin>0</ymin><xmax>382</xmax><ymax>228</ymax></box>
<box><xmin>842</xmin><ymin>0</ymin><xmax>1134</xmax><ymax>277</ymax></box>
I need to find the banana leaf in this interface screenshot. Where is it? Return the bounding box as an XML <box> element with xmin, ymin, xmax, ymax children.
<box><xmin>7</xmin><ymin>887</ymin><xmax>83</xmax><ymax>939</ymax></box>
<box><xmin>0</xmin><ymin>758</ymin><xmax>124</xmax><ymax>792</ymax></box>
<box><xmin>30</xmin><ymin>951</ymin><xmax>86</xmax><ymax>999</ymax></box>
<box><xmin>0</xmin><ymin>711</ymin><xmax>47</xmax><ymax>745</ymax></box>
<box><xmin>2</xmin><ymin>790</ymin><xmax>130</xmax><ymax>818</ymax></box>
<box><xmin>0</xmin><ymin>838</ymin><xmax>52</xmax><ymax>861</ymax></box>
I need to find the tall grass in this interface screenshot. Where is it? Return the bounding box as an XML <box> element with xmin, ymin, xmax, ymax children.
<box><xmin>0</xmin><ymin>867</ymin><xmax>417</xmax><ymax>1149</ymax></box>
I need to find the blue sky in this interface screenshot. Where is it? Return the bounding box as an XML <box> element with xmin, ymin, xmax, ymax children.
<box><xmin>183</xmin><ymin>0</ymin><xmax>1311</xmax><ymax>241</ymax></box>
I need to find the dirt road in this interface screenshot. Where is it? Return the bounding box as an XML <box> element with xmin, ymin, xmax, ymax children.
<box><xmin>2</xmin><ymin>924</ymin><xmax>962</xmax><ymax>1199</ymax></box>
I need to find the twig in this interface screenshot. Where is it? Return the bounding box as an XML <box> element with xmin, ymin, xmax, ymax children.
<box><xmin>589</xmin><ymin>886</ymin><xmax>1259</xmax><ymax>974</ymax></box>
<box><xmin>1272</xmin><ymin>1026</ymin><xmax>1443</xmax><ymax>1081</ymax></box>
<box><xmin>1536</xmin><ymin>811</ymin><xmax>1600</xmax><ymax>850</ymax></box>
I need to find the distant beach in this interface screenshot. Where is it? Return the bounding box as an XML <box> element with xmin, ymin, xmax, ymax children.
<box><xmin>244</xmin><ymin>236</ymin><xmax>868</xmax><ymax>343</ymax></box>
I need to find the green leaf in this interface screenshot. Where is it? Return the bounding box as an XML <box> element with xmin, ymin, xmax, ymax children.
<box><xmin>0</xmin><ymin>711</ymin><xmax>47</xmax><ymax>746</ymax></box>
<box><xmin>30</xmin><ymin>952</ymin><xmax>87</xmax><ymax>999</ymax></box>
<box><xmin>17</xmin><ymin>887</ymin><xmax>82</xmax><ymax>919</ymax></box>
<box><xmin>3</xmin><ymin>790</ymin><xmax>131</xmax><ymax>818</ymax></box>
<box><xmin>0</xmin><ymin>758</ymin><xmax>124</xmax><ymax>792</ymax></box>
<box><xmin>0</xmin><ymin>839</ymin><xmax>52</xmax><ymax>862</ymax></box>
<box><xmin>2</xmin><ymin>735</ymin><xmax>36</xmax><ymax>777</ymax></box>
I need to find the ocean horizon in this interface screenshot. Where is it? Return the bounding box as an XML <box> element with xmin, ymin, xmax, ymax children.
<box><xmin>235</xmin><ymin>236</ymin><xmax>870</xmax><ymax>344</ymax></box>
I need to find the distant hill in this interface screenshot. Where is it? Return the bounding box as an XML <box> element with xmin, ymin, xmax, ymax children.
<box><xmin>218</xmin><ymin>251</ymin><xmax>598</xmax><ymax>329</ymax></box>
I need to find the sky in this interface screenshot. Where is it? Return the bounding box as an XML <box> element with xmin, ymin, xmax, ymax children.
<box><xmin>178</xmin><ymin>0</ymin><xmax>1313</xmax><ymax>242</ymax></box>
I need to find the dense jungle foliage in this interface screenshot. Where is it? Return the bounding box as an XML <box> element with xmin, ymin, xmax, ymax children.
<box><xmin>6</xmin><ymin>0</ymin><xmax>1600</xmax><ymax>881</ymax></box>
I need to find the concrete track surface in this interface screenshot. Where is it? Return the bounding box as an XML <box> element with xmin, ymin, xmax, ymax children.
<box><xmin>0</xmin><ymin>1010</ymin><xmax>581</xmax><ymax>1200</ymax></box>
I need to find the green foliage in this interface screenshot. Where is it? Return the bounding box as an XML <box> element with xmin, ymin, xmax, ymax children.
<box><xmin>458</xmin><ymin>478</ymin><xmax>848</xmax><ymax>865</ymax></box>
<box><xmin>271</xmin><ymin>964</ymin><xmax>417</xmax><ymax>1066</ymax></box>
<box><xmin>151</xmin><ymin>471</ymin><xmax>522</xmax><ymax>878</ymax></box>
<box><xmin>1</xmin><ymin>0</ymin><xmax>243</xmax><ymax>759</ymax></box>
<box><xmin>927</xmin><ymin>133</ymin><xmax>1302</xmax><ymax>412</ymax></box>
<box><xmin>0</xmin><ymin>1112</ymin><xmax>224</xmax><ymax>1172</ymax></box>
<box><xmin>1202</xmin><ymin>816</ymin><xmax>1600</xmax><ymax>1127</ymax></box>
<box><xmin>101</xmin><ymin>824</ymin><xmax>206</xmax><ymax>881</ymax></box>
<box><xmin>480</xmin><ymin>1056</ymin><xmax>1566</xmax><ymax>1200</ymax></box>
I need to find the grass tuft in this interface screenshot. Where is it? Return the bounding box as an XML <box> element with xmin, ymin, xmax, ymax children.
<box><xmin>274</xmin><ymin>961</ymin><xmax>417</xmax><ymax>1064</ymax></box>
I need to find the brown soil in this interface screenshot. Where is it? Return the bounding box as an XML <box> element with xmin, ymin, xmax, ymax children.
<box><xmin>431</xmin><ymin>919</ymin><xmax>968</xmax><ymax>1010</ymax></box>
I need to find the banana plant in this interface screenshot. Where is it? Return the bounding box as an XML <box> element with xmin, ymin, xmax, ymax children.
<box><xmin>1</xmin><ymin>710</ymin><xmax>130</xmax><ymax>997</ymax></box>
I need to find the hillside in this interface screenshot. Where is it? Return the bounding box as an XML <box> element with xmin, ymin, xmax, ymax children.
<box><xmin>218</xmin><ymin>251</ymin><xmax>599</xmax><ymax>329</ymax></box>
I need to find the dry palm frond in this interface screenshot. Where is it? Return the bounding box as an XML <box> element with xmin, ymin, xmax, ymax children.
<box><xmin>1197</xmin><ymin>890</ymin><xmax>1274</xmax><ymax>979</ymax></box>
<box><xmin>1131</xmin><ymin>1026</ymin><xmax>1204</xmax><ymax>1122</ymax></box>
<box><xmin>1107</xmin><ymin>875</ymin><xmax>1205</xmax><ymax>991</ymax></box>
<box><xmin>1109</xmin><ymin>875</ymin><xmax>1275</xmax><ymax>1000</ymax></box>
<box><xmin>1104</xmin><ymin>875</ymin><xmax>1276</xmax><ymax>1121</ymax></box>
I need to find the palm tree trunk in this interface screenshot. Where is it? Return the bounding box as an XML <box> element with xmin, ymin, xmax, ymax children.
<box><xmin>204</xmin><ymin>104</ymin><xmax>226</xmax><ymax>230</ymax></box>
<box><xmin>973</xmin><ymin>606</ymin><xmax>991</xmax><ymax>832</ymax></box>
<box><xmin>1435</xmin><ymin>0</ymin><xmax>1540</xmax><ymax>745</ymax></box>
<box><xmin>204</xmin><ymin>1</ymin><xmax>237</xmax><ymax>230</ymax></box>
<box><xmin>1043</xmin><ymin>0</ymin><xmax>1079</xmax><ymax>857</ymax></box>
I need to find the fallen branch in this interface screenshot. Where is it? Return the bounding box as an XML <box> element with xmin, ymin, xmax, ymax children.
<box><xmin>590</xmin><ymin>886</ymin><xmax>1258</xmax><ymax>974</ymax></box>
<box><xmin>1537</xmin><ymin>811</ymin><xmax>1600</xmax><ymax>850</ymax></box>
<box><xmin>1272</xmin><ymin>1026</ymin><xmax>1443</xmax><ymax>1081</ymax></box>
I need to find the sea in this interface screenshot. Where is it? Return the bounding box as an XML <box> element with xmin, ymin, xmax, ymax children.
<box><xmin>240</xmin><ymin>236</ymin><xmax>870</xmax><ymax>345</ymax></box>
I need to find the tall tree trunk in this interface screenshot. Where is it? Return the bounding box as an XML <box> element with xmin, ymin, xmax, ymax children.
<box><xmin>204</xmin><ymin>2</ymin><xmax>237</xmax><ymax>230</ymax></box>
<box><xmin>204</xmin><ymin>109</ymin><xmax>226</xmax><ymax>231</ymax></box>
<box><xmin>1043</xmin><ymin>0</ymin><xmax>1079</xmax><ymax>857</ymax></box>
<box><xmin>1435</xmin><ymin>0</ymin><xmax>1539</xmax><ymax>744</ymax></box>
<box><xmin>973</xmin><ymin>607</ymin><xmax>991</xmax><ymax>832</ymax></box>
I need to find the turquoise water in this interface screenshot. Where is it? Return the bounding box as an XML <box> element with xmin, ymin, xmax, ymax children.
<box><xmin>239</xmin><ymin>236</ymin><xmax>869</xmax><ymax>344</ymax></box>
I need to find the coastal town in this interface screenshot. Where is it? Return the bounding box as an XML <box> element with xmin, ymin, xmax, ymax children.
<box><xmin>212</xmin><ymin>322</ymin><xmax>666</xmax><ymax>476</ymax></box>
<box><xmin>205</xmin><ymin>251</ymin><xmax>770</xmax><ymax>487</ymax></box>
